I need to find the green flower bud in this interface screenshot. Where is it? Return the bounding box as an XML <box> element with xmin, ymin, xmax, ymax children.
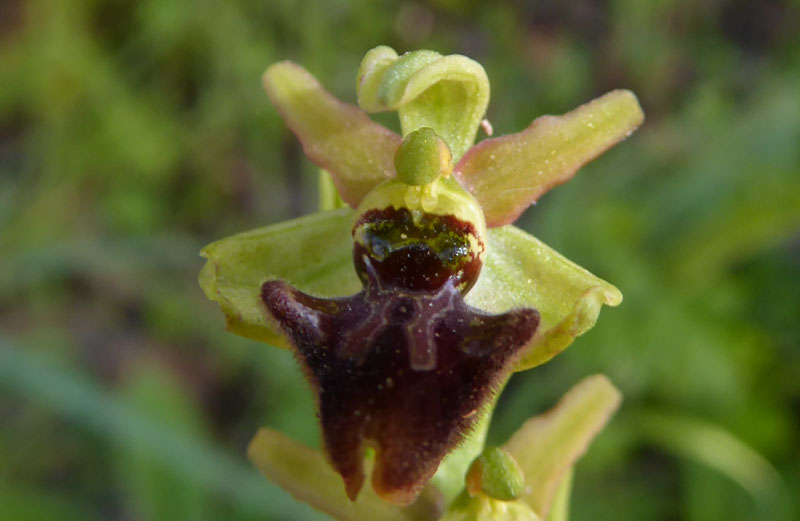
<box><xmin>466</xmin><ymin>446</ymin><xmax>526</xmax><ymax>502</ymax></box>
<box><xmin>394</xmin><ymin>127</ymin><xmax>452</xmax><ymax>186</ymax></box>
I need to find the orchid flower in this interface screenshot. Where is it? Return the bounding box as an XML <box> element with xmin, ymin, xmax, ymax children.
<box><xmin>199</xmin><ymin>46</ymin><xmax>643</xmax><ymax>520</ymax></box>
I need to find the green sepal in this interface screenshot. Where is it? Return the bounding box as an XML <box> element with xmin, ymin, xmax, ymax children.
<box><xmin>455</xmin><ymin>90</ymin><xmax>644</xmax><ymax>227</ymax></box>
<box><xmin>263</xmin><ymin>61</ymin><xmax>401</xmax><ymax>207</ymax></box>
<box><xmin>357</xmin><ymin>46</ymin><xmax>490</xmax><ymax>161</ymax></box>
<box><xmin>466</xmin><ymin>226</ymin><xmax>622</xmax><ymax>371</ymax></box>
<box><xmin>198</xmin><ymin>209</ymin><xmax>360</xmax><ymax>347</ymax></box>
<box><xmin>502</xmin><ymin>375</ymin><xmax>621</xmax><ymax>519</ymax></box>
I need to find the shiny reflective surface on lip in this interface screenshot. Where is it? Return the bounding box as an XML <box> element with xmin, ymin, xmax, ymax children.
<box><xmin>352</xmin><ymin>207</ymin><xmax>484</xmax><ymax>294</ymax></box>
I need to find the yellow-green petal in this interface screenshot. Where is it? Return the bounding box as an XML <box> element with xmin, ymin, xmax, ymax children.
<box><xmin>198</xmin><ymin>209</ymin><xmax>360</xmax><ymax>346</ymax></box>
<box><xmin>264</xmin><ymin>61</ymin><xmax>401</xmax><ymax>207</ymax></box>
<box><xmin>357</xmin><ymin>46</ymin><xmax>489</xmax><ymax>161</ymax></box>
<box><xmin>466</xmin><ymin>226</ymin><xmax>622</xmax><ymax>371</ymax></box>
<box><xmin>455</xmin><ymin>90</ymin><xmax>644</xmax><ymax>227</ymax></box>
<box><xmin>502</xmin><ymin>375</ymin><xmax>621</xmax><ymax>519</ymax></box>
<box><xmin>248</xmin><ymin>428</ymin><xmax>442</xmax><ymax>521</ymax></box>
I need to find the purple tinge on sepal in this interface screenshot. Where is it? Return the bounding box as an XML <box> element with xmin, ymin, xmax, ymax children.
<box><xmin>261</xmin><ymin>267</ymin><xmax>539</xmax><ymax>505</ymax></box>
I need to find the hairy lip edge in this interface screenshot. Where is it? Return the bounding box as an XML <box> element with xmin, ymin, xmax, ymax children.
<box><xmin>261</xmin><ymin>272</ymin><xmax>539</xmax><ymax>505</ymax></box>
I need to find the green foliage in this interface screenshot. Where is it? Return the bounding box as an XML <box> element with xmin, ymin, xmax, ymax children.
<box><xmin>1</xmin><ymin>0</ymin><xmax>798</xmax><ymax>520</ymax></box>
<box><xmin>199</xmin><ymin>208</ymin><xmax>360</xmax><ymax>345</ymax></box>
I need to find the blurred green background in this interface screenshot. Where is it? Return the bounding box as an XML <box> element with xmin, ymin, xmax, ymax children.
<box><xmin>1</xmin><ymin>0</ymin><xmax>798</xmax><ymax>520</ymax></box>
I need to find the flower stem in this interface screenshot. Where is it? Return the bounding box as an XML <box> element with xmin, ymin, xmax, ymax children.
<box><xmin>319</xmin><ymin>169</ymin><xmax>347</xmax><ymax>211</ymax></box>
<box><xmin>546</xmin><ymin>468</ymin><xmax>573</xmax><ymax>521</ymax></box>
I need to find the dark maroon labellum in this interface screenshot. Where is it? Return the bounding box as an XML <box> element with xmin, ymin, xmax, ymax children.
<box><xmin>261</xmin><ymin>250</ymin><xmax>539</xmax><ymax>504</ymax></box>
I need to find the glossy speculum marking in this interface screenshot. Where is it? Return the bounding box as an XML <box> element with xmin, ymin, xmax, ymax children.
<box><xmin>353</xmin><ymin>207</ymin><xmax>484</xmax><ymax>293</ymax></box>
<box><xmin>261</xmin><ymin>203</ymin><xmax>539</xmax><ymax>505</ymax></box>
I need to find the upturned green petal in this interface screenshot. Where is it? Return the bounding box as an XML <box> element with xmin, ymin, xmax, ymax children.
<box><xmin>248</xmin><ymin>428</ymin><xmax>442</xmax><ymax>521</ymax></box>
<box><xmin>357</xmin><ymin>46</ymin><xmax>489</xmax><ymax>161</ymax></box>
<box><xmin>263</xmin><ymin>62</ymin><xmax>401</xmax><ymax>207</ymax></box>
<box><xmin>198</xmin><ymin>209</ymin><xmax>359</xmax><ymax>346</ymax></box>
<box><xmin>455</xmin><ymin>90</ymin><xmax>644</xmax><ymax>227</ymax></box>
<box><xmin>502</xmin><ymin>375</ymin><xmax>621</xmax><ymax>519</ymax></box>
<box><xmin>466</xmin><ymin>226</ymin><xmax>622</xmax><ymax>371</ymax></box>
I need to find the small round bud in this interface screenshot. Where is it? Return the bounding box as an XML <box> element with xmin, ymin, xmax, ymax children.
<box><xmin>394</xmin><ymin>127</ymin><xmax>452</xmax><ymax>186</ymax></box>
<box><xmin>466</xmin><ymin>447</ymin><xmax>525</xmax><ymax>502</ymax></box>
